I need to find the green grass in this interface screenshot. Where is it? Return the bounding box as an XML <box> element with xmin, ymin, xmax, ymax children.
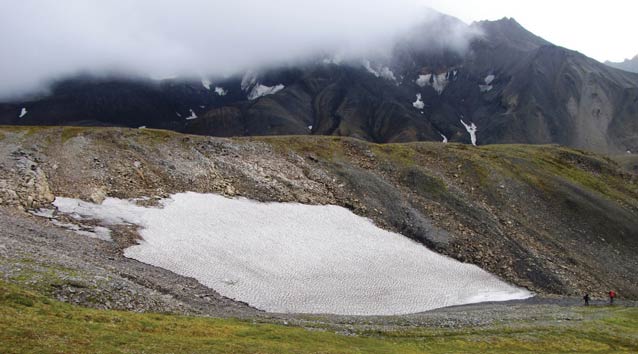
<box><xmin>59</xmin><ymin>126</ymin><xmax>90</xmax><ymax>143</ymax></box>
<box><xmin>0</xmin><ymin>125</ymin><xmax>49</xmax><ymax>137</ymax></box>
<box><xmin>370</xmin><ymin>142</ymin><xmax>421</xmax><ymax>167</ymax></box>
<box><xmin>477</xmin><ymin>145</ymin><xmax>637</xmax><ymax>203</ymax></box>
<box><xmin>0</xmin><ymin>125</ymin><xmax>181</xmax><ymax>145</ymax></box>
<box><xmin>612</xmin><ymin>154</ymin><xmax>638</xmax><ymax>173</ymax></box>
<box><xmin>135</xmin><ymin>127</ymin><xmax>179</xmax><ymax>142</ymax></box>
<box><xmin>1</xmin><ymin>280</ymin><xmax>637</xmax><ymax>353</ymax></box>
<box><xmin>259</xmin><ymin>137</ymin><xmax>637</xmax><ymax>208</ymax></box>
<box><xmin>255</xmin><ymin>135</ymin><xmax>348</xmax><ymax>161</ymax></box>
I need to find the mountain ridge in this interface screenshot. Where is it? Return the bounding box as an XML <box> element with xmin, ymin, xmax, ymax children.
<box><xmin>1</xmin><ymin>16</ymin><xmax>637</xmax><ymax>154</ymax></box>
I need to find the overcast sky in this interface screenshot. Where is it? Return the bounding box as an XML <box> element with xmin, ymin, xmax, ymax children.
<box><xmin>0</xmin><ymin>0</ymin><xmax>636</xmax><ymax>100</ymax></box>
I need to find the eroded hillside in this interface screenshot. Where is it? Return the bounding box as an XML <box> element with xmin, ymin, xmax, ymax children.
<box><xmin>1</xmin><ymin>126</ymin><xmax>637</xmax><ymax>301</ymax></box>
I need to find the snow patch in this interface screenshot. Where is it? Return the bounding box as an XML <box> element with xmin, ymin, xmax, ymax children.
<box><xmin>54</xmin><ymin>198</ymin><xmax>147</xmax><ymax>225</ymax></box>
<box><xmin>416</xmin><ymin>74</ymin><xmax>432</xmax><ymax>87</ymax></box>
<box><xmin>432</xmin><ymin>73</ymin><xmax>449</xmax><ymax>94</ymax></box>
<box><xmin>416</xmin><ymin>73</ymin><xmax>448</xmax><ymax>94</ymax></box>
<box><xmin>322</xmin><ymin>55</ymin><xmax>343</xmax><ymax>65</ymax></box>
<box><xmin>45</xmin><ymin>215</ymin><xmax>113</xmax><ymax>242</ymax></box>
<box><xmin>201</xmin><ymin>79</ymin><xmax>212</xmax><ymax>90</ymax></box>
<box><xmin>52</xmin><ymin>193</ymin><xmax>533</xmax><ymax>316</ymax></box>
<box><xmin>185</xmin><ymin>109</ymin><xmax>198</xmax><ymax>120</ymax></box>
<box><xmin>363</xmin><ymin>60</ymin><xmax>377</xmax><ymax>76</ymax></box>
<box><xmin>19</xmin><ymin>108</ymin><xmax>28</xmax><ymax>118</ymax></box>
<box><xmin>138</xmin><ymin>126</ymin><xmax>147</xmax><ymax>129</ymax></box>
<box><xmin>479</xmin><ymin>74</ymin><xmax>496</xmax><ymax>92</ymax></box>
<box><xmin>74</xmin><ymin>226</ymin><xmax>112</xmax><ymax>241</ymax></box>
<box><xmin>241</xmin><ymin>72</ymin><xmax>258</xmax><ymax>91</ymax></box>
<box><xmin>308</xmin><ymin>125</ymin><xmax>313</xmax><ymax>131</ymax></box>
<box><xmin>378</xmin><ymin>67</ymin><xmax>397</xmax><ymax>82</ymax></box>
<box><xmin>176</xmin><ymin>112</ymin><xmax>182</xmax><ymax>118</ymax></box>
<box><xmin>440</xmin><ymin>134</ymin><xmax>448</xmax><ymax>143</ymax></box>
<box><xmin>412</xmin><ymin>94</ymin><xmax>425</xmax><ymax>109</ymax></box>
<box><xmin>214</xmin><ymin>87</ymin><xmax>228</xmax><ymax>96</ymax></box>
<box><xmin>29</xmin><ymin>208</ymin><xmax>55</xmax><ymax>219</ymax></box>
<box><xmin>479</xmin><ymin>85</ymin><xmax>493</xmax><ymax>92</ymax></box>
<box><xmin>248</xmin><ymin>84</ymin><xmax>285</xmax><ymax>100</ymax></box>
<box><xmin>460</xmin><ymin>119</ymin><xmax>478</xmax><ymax>146</ymax></box>
<box><xmin>362</xmin><ymin>60</ymin><xmax>396</xmax><ymax>82</ymax></box>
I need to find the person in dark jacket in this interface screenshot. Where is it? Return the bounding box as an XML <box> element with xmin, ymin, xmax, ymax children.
<box><xmin>583</xmin><ymin>293</ymin><xmax>590</xmax><ymax>306</ymax></box>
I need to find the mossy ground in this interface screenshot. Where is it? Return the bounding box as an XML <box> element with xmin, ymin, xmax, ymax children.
<box><xmin>0</xmin><ymin>125</ymin><xmax>182</xmax><ymax>145</ymax></box>
<box><xmin>257</xmin><ymin>136</ymin><xmax>637</xmax><ymax>206</ymax></box>
<box><xmin>1</xmin><ymin>280</ymin><xmax>637</xmax><ymax>353</ymax></box>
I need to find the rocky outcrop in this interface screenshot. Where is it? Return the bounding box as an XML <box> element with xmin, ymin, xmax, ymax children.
<box><xmin>0</xmin><ymin>147</ymin><xmax>54</xmax><ymax>210</ymax></box>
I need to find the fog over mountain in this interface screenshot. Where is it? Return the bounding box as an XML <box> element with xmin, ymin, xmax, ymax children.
<box><xmin>2</xmin><ymin>1</ymin><xmax>638</xmax><ymax>155</ymax></box>
<box><xmin>0</xmin><ymin>0</ymin><xmax>480</xmax><ymax>100</ymax></box>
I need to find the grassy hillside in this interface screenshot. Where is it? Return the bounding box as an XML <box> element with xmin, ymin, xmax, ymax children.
<box><xmin>1</xmin><ymin>280</ymin><xmax>637</xmax><ymax>353</ymax></box>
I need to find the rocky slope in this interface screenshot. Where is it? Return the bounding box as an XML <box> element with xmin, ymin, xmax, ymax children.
<box><xmin>1</xmin><ymin>16</ymin><xmax>637</xmax><ymax>154</ymax></box>
<box><xmin>1</xmin><ymin>126</ymin><xmax>637</xmax><ymax>305</ymax></box>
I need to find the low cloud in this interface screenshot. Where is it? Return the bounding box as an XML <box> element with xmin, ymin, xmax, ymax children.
<box><xmin>0</xmin><ymin>0</ymin><xmax>479</xmax><ymax>100</ymax></box>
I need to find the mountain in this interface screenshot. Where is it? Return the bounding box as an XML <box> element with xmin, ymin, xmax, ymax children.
<box><xmin>606</xmin><ymin>54</ymin><xmax>638</xmax><ymax>73</ymax></box>
<box><xmin>1</xmin><ymin>15</ymin><xmax>638</xmax><ymax>154</ymax></box>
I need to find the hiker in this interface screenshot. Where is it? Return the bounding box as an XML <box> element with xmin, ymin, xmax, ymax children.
<box><xmin>609</xmin><ymin>290</ymin><xmax>616</xmax><ymax>305</ymax></box>
<box><xmin>583</xmin><ymin>293</ymin><xmax>590</xmax><ymax>306</ymax></box>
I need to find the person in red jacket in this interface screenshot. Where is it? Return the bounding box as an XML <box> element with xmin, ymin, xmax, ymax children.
<box><xmin>609</xmin><ymin>290</ymin><xmax>616</xmax><ymax>305</ymax></box>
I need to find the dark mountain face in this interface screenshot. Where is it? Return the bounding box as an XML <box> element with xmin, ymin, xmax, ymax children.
<box><xmin>2</xmin><ymin>16</ymin><xmax>638</xmax><ymax>154</ymax></box>
<box><xmin>606</xmin><ymin>55</ymin><xmax>638</xmax><ymax>74</ymax></box>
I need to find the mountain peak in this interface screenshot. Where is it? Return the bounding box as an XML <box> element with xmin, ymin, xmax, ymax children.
<box><xmin>472</xmin><ymin>17</ymin><xmax>550</xmax><ymax>52</ymax></box>
<box><xmin>605</xmin><ymin>54</ymin><xmax>638</xmax><ymax>73</ymax></box>
<box><xmin>495</xmin><ymin>16</ymin><xmax>521</xmax><ymax>25</ymax></box>
<box><xmin>473</xmin><ymin>16</ymin><xmax>522</xmax><ymax>28</ymax></box>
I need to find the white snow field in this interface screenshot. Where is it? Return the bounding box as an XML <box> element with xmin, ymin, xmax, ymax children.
<box><xmin>53</xmin><ymin>192</ymin><xmax>532</xmax><ymax>315</ymax></box>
